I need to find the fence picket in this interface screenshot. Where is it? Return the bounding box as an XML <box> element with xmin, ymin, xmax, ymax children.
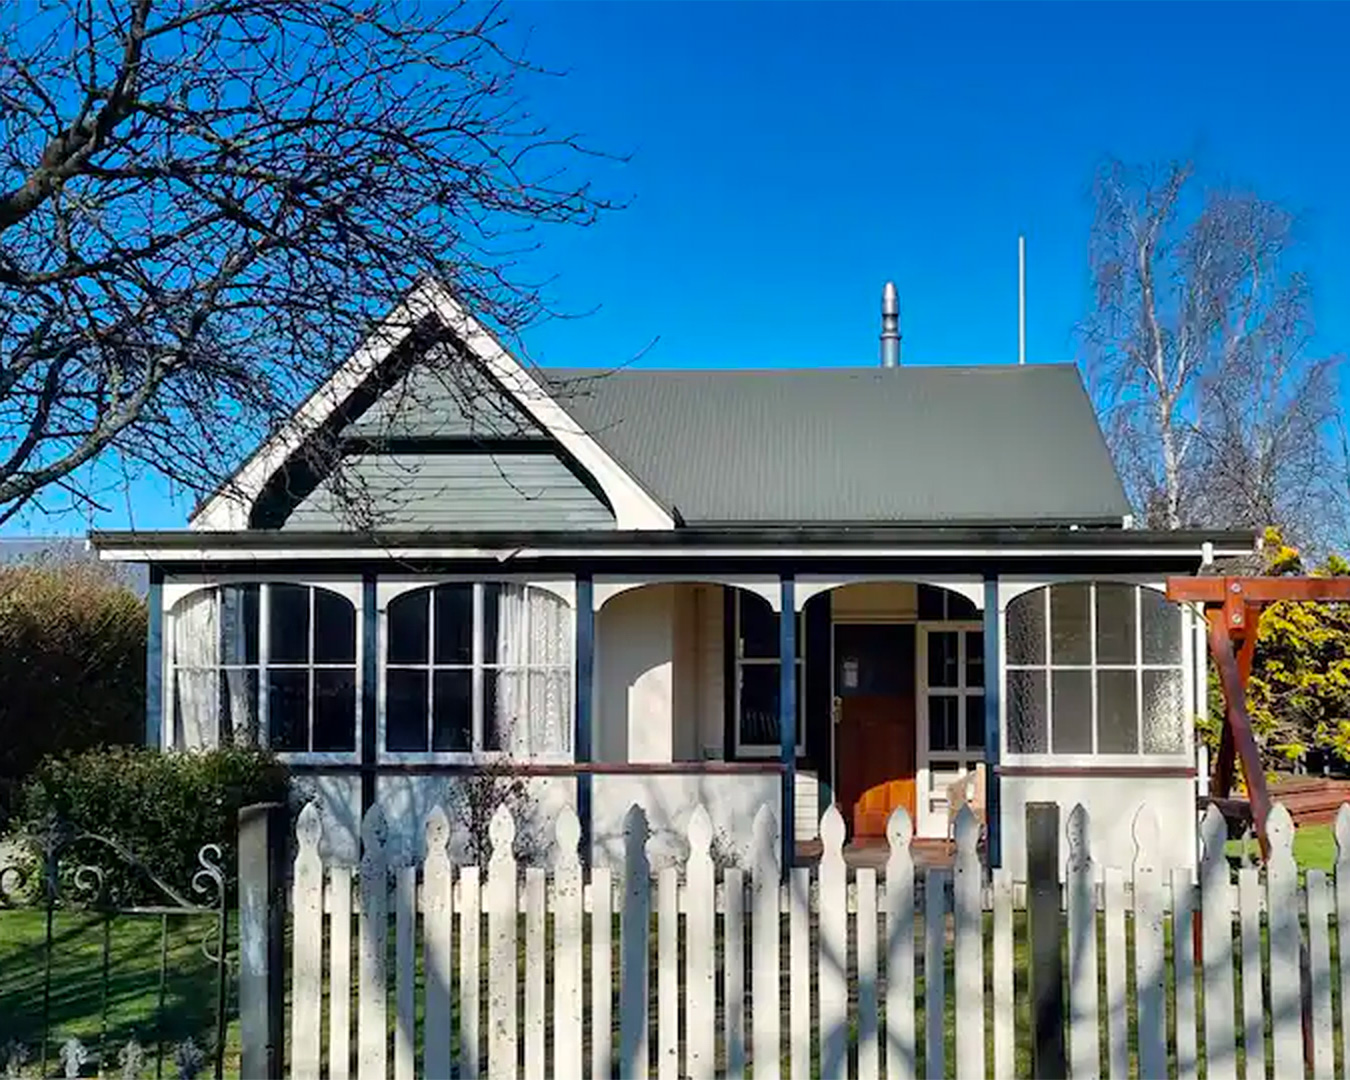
<box><xmin>725</xmin><ymin>867</ymin><xmax>747</xmax><ymax>1078</ymax></box>
<box><xmin>590</xmin><ymin>867</ymin><xmax>614</xmax><ymax>1080</ymax></box>
<box><xmin>857</xmin><ymin>866</ymin><xmax>879</xmax><ymax>1080</ymax></box>
<box><xmin>329</xmin><ymin>865</ymin><xmax>353</xmax><ymax>1080</ymax></box>
<box><xmin>458</xmin><ymin>866</ymin><xmax>481</xmax><ymax>1079</ymax></box>
<box><xmin>1172</xmin><ymin>866</ymin><xmax>1198</xmax><ymax>1080</ymax></box>
<box><xmin>992</xmin><ymin>867</ymin><xmax>1014</xmax><ymax>1080</ymax></box>
<box><xmin>486</xmin><ymin>806</ymin><xmax>518</xmax><ymax>1080</ymax></box>
<box><xmin>953</xmin><ymin>806</ymin><xmax>984</xmax><ymax>1080</ymax></box>
<box><xmin>394</xmin><ymin>865</ymin><xmax>416</xmax><ymax>1080</ymax></box>
<box><xmin>1306</xmin><ymin>870</ymin><xmax>1333</xmax><ymax>1080</ymax></box>
<box><xmin>423</xmin><ymin>807</ymin><xmax>453</xmax><ymax>1080</ymax></box>
<box><xmin>790</xmin><ymin>865</ymin><xmax>811</xmax><ymax>1080</ymax></box>
<box><xmin>886</xmin><ymin>808</ymin><xmax>916</xmax><ymax>1080</ymax></box>
<box><xmin>553</xmin><ymin>809</ymin><xmax>584</xmax><ymax>1080</ymax></box>
<box><xmin>685</xmin><ymin>807</ymin><xmax>716</xmax><ymax>1080</ymax></box>
<box><xmin>1132</xmin><ymin>807</ymin><xmax>1166</xmax><ymax>1080</ymax></box>
<box><xmin>1199</xmin><ymin>806</ymin><xmax>1237</xmax><ymax>1080</ymax></box>
<box><xmin>924</xmin><ymin>867</ymin><xmax>946</xmax><ymax>1080</ymax></box>
<box><xmin>1237</xmin><ymin>865</ymin><xmax>1264</xmax><ymax>1080</ymax></box>
<box><xmin>357</xmin><ymin>806</ymin><xmax>388</xmax><ymax>1080</ymax></box>
<box><xmin>818</xmin><ymin>806</ymin><xmax>848</xmax><ymax>1080</ymax></box>
<box><xmin>1337</xmin><ymin>808</ymin><xmax>1350</xmax><ymax>1080</ymax></box>
<box><xmin>290</xmin><ymin>803</ymin><xmax>323</xmax><ymax>1080</ymax></box>
<box><xmin>620</xmin><ymin>806</ymin><xmax>651</xmax><ymax>1080</ymax></box>
<box><xmin>524</xmin><ymin>868</ymin><xmax>546</xmax><ymax>1080</ymax></box>
<box><xmin>268</xmin><ymin>794</ymin><xmax>1350</xmax><ymax>1080</ymax></box>
<box><xmin>1266</xmin><ymin>805</ymin><xmax>1303</xmax><ymax>1078</ymax></box>
<box><xmin>657</xmin><ymin>865</ymin><xmax>679</xmax><ymax>1080</ymax></box>
<box><xmin>752</xmin><ymin>807</ymin><xmax>782</xmax><ymax>1080</ymax></box>
<box><xmin>1101</xmin><ymin>866</ymin><xmax>1127</xmax><ymax>1080</ymax></box>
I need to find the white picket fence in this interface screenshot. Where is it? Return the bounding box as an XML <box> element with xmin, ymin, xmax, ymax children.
<box><xmin>285</xmin><ymin>796</ymin><xmax>1350</xmax><ymax>1079</ymax></box>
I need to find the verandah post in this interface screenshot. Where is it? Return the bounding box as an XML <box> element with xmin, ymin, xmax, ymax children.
<box><xmin>574</xmin><ymin>572</ymin><xmax>595</xmax><ymax>867</ymax></box>
<box><xmin>145</xmin><ymin>566</ymin><xmax>163</xmax><ymax>748</ymax></box>
<box><xmin>779</xmin><ymin>573</ymin><xmax>796</xmax><ymax>875</ymax></box>
<box><xmin>982</xmin><ymin>573</ymin><xmax>1002</xmax><ymax>869</ymax></box>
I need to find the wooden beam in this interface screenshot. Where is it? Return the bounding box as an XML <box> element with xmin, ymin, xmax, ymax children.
<box><xmin>1168</xmin><ymin>576</ymin><xmax>1350</xmax><ymax>604</ymax></box>
<box><xmin>1210</xmin><ymin>605</ymin><xmax>1259</xmax><ymax>798</ymax></box>
<box><xmin>1207</xmin><ymin>613</ymin><xmax>1273</xmax><ymax>858</ymax></box>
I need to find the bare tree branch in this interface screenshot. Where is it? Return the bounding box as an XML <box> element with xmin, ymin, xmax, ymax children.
<box><xmin>0</xmin><ymin>0</ymin><xmax>618</xmax><ymax>523</ymax></box>
<box><xmin>1082</xmin><ymin>158</ymin><xmax>1345</xmax><ymax>550</ymax></box>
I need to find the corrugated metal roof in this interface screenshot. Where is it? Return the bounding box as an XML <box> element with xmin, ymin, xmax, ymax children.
<box><xmin>541</xmin><ymin>364</ymin><xmax>1131</xmax><ymax>526</ymax></box>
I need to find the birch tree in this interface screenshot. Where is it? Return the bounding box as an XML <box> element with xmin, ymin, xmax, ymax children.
<box><xmin>1084</xmin><ymin>158</ymin><xmax>1343</xmax><ymax>546</ymax></box>
<box><xmin>0</xmin><ymin>0</ymin><xmax>614</xmax><ymax>526</ymax></box>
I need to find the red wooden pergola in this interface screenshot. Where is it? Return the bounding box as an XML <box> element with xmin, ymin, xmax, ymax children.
<box><xmin>1166</xmin><ymin>575</ymin><xmax>1350</xmax><ymax>858</ymax></box>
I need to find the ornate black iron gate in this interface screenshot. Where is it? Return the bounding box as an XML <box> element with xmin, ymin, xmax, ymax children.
<box><xmin>0</xmin><ymin>820</ymin><xmax>228</xmax><ymax>1079</ymax></box>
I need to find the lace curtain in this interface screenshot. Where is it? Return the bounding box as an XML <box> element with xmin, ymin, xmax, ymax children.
<box><xmin>170</xmin><ymin>586</ymin><xmax>257</xmax><ymax>749</ymax></box>
<box><xmin>490</xmin><ymin>585</ymin><xmax>572</xmax><ymax>756</ymax></box>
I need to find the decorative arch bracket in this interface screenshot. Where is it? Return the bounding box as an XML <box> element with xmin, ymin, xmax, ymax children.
<box><xmin>1167</xmin><ymin>574</ymin><xmax>1350</xmax><ymax>860</ymax></box>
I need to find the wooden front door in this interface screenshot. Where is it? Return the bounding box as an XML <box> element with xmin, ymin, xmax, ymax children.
<box><xmin>834</xmin><ymin>623</ymin><xmax>916</xmax><ymax>840</ymax></box>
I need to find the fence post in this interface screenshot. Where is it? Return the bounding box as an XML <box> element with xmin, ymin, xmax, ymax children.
<box><xmin>238</xmin><ymin>802</ymin><xmax>286</xmax><ymax>1080</ymax></box>
<box><xmin>1026</xmin><ymin>801</ymin><xmax>1066</xmax><ymax>1080</ymax></box>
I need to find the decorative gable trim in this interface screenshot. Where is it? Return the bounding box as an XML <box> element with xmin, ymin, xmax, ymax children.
<box><xmin>191</xmin><ymin>281</ymin><xmax>674</xmax><ymax>532</ymax></box>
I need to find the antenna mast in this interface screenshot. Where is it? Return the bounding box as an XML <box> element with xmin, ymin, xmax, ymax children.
<box><xmin>1018</xmin><ymin>235</ymin><xmax>1026</xmax><ymax>365</ymax></box>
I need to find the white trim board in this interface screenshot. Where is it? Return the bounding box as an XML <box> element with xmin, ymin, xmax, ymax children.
<box><xmin>99</xmin><ymin>542</ymin><xmax>1248</xmax><ymax>563</ymax></box>
<box><xmin>190</xmin><ymin>280</ymin><xmax>674</xmax><ymax>533</ymax></box>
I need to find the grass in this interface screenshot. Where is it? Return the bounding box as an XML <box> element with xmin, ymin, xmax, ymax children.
<box><xmin>0</xmin><ymin>899</ymin><xmax>1335</xmax><ymax>1079</ymax></box>
<box><xmin>1226</xmin><ymin>821</ymin><xmax>1338</xmax><ymax>873</ymax></box>
<box><xmin>0</xmin><ymin>909</ymin><xmax>238</xmax><ymax>1077</ymax></box>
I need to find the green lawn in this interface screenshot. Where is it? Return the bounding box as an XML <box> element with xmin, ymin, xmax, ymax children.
<box><xmin>0</xmin><ymin>909</ymin><xmax>237</xmax><ymax>1078</ymax></box>
<box><xmin>1226</xmin><ymin>821</ymin><xmax>1338</xmax><ymax>872</ymax></box>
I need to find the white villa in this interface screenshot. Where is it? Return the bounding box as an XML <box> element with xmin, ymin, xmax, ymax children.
<box><xmin>93</xmin><ymin>280</ymin><xmax>1255</xmax><ymax>874</ymax></box>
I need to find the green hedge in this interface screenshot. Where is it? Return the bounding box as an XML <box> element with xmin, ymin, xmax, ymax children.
<box><xmin>0</xmin><ymin>559</ymin><xmax>146</xmax><ymax>824</ymax></box>
<box><xmin>12</xmin><ymin>746</ymin><xmax>289</xmax><ymax>905</ymax></box>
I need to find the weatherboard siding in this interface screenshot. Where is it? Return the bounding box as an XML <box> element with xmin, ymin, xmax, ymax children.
<box><xmin>349</xmin><ymin>349</ymin><xmax>547</xmax><ymax>440</ymax></box>
<box><xmin>282</xmin><ymin>452</ymin><xmax>614</xmax><ymax>531</ymax></box>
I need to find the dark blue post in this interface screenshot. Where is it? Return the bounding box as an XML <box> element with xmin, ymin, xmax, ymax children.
<box><xmin>779</xmin><ymin>575</ymin><xmax>796</xmax><ymax>875</ymax></box>
<box><xmin>575</xmin><ymin>574</ymin><xmax>595</xmax><ymax>867</ymax></box>
<box><xmin>983</xmin><ymin>573</ymin><xmax>1002</xmax><ymax>869</ymax></box>
<box><xmin>145</xmin><ymin>566</ymin><xmax>164</xmax><ymax>748</ymax></box>
<box><xmin>361</xmin><ymin>573</ymin><xmax>378</xmax><ymax>815</ymax></box>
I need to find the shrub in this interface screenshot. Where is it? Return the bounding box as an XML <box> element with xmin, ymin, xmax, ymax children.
<box><xmin>12</xmin><ymin>746</ymin><xmax>289</xmax><ymax>905</ymax></box>
<box><xmin>0</xmin><ymin>557</ymin><xmax>146</xmax><ymax>825</ymax></box>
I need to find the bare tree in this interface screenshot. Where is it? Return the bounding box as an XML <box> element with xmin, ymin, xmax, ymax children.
<box><xmin>0</xmin><ymin>0</ymin><xmax>614</xmax><ymax>526</ymax></box>
<box><xmin>1083</xmin><ymin>158</ymin><xmax>1343</xmax><ymax>547</ymax></box>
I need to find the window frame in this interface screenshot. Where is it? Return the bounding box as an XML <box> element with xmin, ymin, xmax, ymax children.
<box><xmin>1000</xmin><ymin>579</ymin><xmax>1193</xmax><ymax>766</ymax></box>
<box><xmin>162</xmin><ymin>576</ymin><xmax>362</xmax><ymax>765</ymax></box>
<box><xmin>732</xmin><ymin>591</ymin><xmax>806</xmax><ymax>759</ymax></box>
<box><xmin>377</xmin><ymin>577</ymin><xmax>575</xmax><ymax>764</ymax></box>
<box><xmin>916</xmin><ymin>621</ymin><xmax>986</xmax><ymax>837</ymax></box>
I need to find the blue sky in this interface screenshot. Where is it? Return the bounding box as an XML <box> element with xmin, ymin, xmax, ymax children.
<box><xmin>10</xmin><ymin>1</ymin><xmax>1348</xmax><ymax>534</ymax></box>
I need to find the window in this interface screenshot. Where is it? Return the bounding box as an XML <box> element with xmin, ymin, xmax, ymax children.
<box><xmin>734</xmin><ymin>592</ymin><xmax>804</xmax><ymax>755</ymax></box>
<box><xmin>169</xmin><ymin>583</ymin><xmax>358</xmax><ymax>754</ymax></box>
<box><xmin>384</xmin><ymin>583</ymin><xmax>572</xmax><ymax>757</ymax></box>
<box><xmin>921</xmin><ymin>625</ymin><xmax>985</xmax><ymax>820</ymax></box>
<box><xmin>1005</xmin><ymin>583</ymin><xmax>1186</xmax><ymax>756</ymax></box>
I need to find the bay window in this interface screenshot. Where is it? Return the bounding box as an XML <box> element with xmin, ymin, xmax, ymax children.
<box><xmin>383</xmin><ymin>582</ymin><xmax>572</xmax><ymax>757</ymax></box>
<box><xmin>1005</xmin><ymin>582</ymin><xmax>1186</xmax><ymax>757</ymax></box>
<box><xmin>168</xmin><ymin>582</ymin><xmax>358</xmax><ymax>754</ymax></box>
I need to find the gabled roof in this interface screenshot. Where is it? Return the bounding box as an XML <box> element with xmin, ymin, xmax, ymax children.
<box><xmin>190</xmin><ymin>281</ymin><xmax>674</xmax><ymax>532</ymax></box>
<box><xmin>190</xmin><ymin>281</ymin><xmax>1130</xmax><ymax>532</ymax></box>
<box><xmin>542</xmin><ymin>364</ymin><xmax>1130</xmax><ymax>526</ymax></box>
